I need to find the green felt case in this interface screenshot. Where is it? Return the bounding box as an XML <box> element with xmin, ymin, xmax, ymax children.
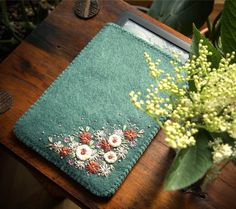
<box><xmin>14</xmin><ymin>23</ymin><xmax>174</xmax><ymax>197</ymax></box>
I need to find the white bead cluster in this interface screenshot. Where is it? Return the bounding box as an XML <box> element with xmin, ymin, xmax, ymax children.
<box><xmin>209</xmin><ymin>138</ymin><xmax>236</xmax><ymax>164</ymax></box>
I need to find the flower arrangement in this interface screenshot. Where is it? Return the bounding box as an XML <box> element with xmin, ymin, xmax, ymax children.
<box><xmin>129</xmin><ymin>22</ymin><xmax>236</xmax><ymax>193</ymax></box>
<box><xmin>47</xmin><ymin>124</ymin><xmax>144</xmax><ymax>177</ymax></box>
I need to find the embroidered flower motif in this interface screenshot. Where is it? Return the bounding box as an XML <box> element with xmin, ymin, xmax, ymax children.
<box><xmin>130</xmin><ymin>141</ymin><xmax>137</xmax><ymax>148</ymax></box>
<box><xmin>49</xmin><ymin>141</ymin><xmax>63</xmax><ymax>152</ymax></box>
<box><xmin>95</xmin><ymin>130</ymin><xmax>106</xmax><ymax>140</ymax></box>
<box><xmin>74</xmin><ymin>160</ymin><xmax>85</xmax><ymax>170</ymax></box>
<box><xmin>79</xmin><ymin>132</ymin><xmax>92</xmax><ymax>144</ymax></box>
<box><xmin>124</xmin><ymin>129</ymin><xmax>137</xmax><ymax>141</ymax></box>
<box><xmin>76</xmin><ymin>145</ymin><xmax>92</xmax><ymax>161</ymax></box>
<box><xmin>59</xmin><ymin>147</ymin><xmax>71</xmax><ymax>158</ymax></box>
<box><xmin>104</xmin><ymin>151</ymin><xmax>118</xmax><ymax>163</ymax></box>
<box><xmin>69</xmin><ymin>141</ymin><xmax>79</xmax><ymax>149</ymax></box>
<box><xmin>100</xmin><ymin>162</ymin><xmax>114</xmax><ymax>177</ymax></box>
<box><xmin>48</xmin><ymin>123</ymin><xmax>144</xmax><ymax>177</ymax></box>
<box><xmin>86</xmin><ymin>161</ymin><xmax>100</xmax><ymax>174</ymax></box>
<box><xmin>117</xmin><ymin>146</ymin><xmax>128</xmax><ymax>159</ymax></box>
<box><xmin>54</xmin><ymin>141</ymin><xmax>63</xmax><ymax>147</ymax></box>
<box><xmin>67</xmin><ymin>159</ymin><xmax>74</xmax><ymax>165</ymax></box>
<box><xmin>108</xmin><ymin>134</ymin><xmax>122</xmax><ymax>147</ymax></box>
<box><xmin>99</xmin><ymin>139</ymin><xmax>111</xmax><ymax>152</ymax></box>
<box><xmin>114</xmin><ymin>129</ymin><xmax>124</xmax><ymax>136</ymax></box>
<box><xmin>64</xmin><ymin>137</ymin><xmax>70</xmax><ymax>143</ymax></box>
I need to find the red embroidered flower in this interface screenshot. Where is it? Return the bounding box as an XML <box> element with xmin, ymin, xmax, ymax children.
<box><xmin>124</xmin><ymin>129</ymin><xmax>137</xmax><ymax>141</ymax></box>
<box><xmin>99</xmin><ymin>139</ymin><xmax>111</xmax><ymax>152</ymax></box>
<box><xmin>59</xmin><ymin>147</ymin><xmax>71</xmax><ymax>157</ymax></box>
<box><xmin>86</xmin><ymin>161</ymin><xmax>100</xmax><ymax>174</ymax></box>
<box><xmin>79</xmin><ymin>132</ymin><xmax>92</xmax><ymax>144</ymax></box>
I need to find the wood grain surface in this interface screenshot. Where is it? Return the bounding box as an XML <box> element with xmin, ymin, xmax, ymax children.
<box><xmin>0</xmin><ymin>0</ymin><xmax>235</xmax><ymax>209</ymax></box>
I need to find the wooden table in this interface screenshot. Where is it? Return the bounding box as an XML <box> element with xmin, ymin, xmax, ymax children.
<box><xmin>0</xmin><ymin>0</ymin><xmax>236</xmax><ymax>208</ymax></box>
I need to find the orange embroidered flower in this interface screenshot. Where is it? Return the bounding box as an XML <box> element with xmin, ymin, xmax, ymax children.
<box><xmin>86</xmin><ymin>161</ymin><xmax>100</xmax><ymax>174</ymax></box>
<box><xmin>99</xmin><ymin>139</ymin><xmax>111</xmax><ymax>152</ymax></box>
<box><xmin>59</xmin><ymin>147</ymin><xmax>71</xmax><ymax>157</ymax></box>
<box><xmin>124</xmin><ymin>129</ymin><xmax>137</xmax><ymax>141</ymax></box>
<box><xmin>79</xmin><ymin>132</ymin><xmax>92</xmax><ymax>144</ymax></box>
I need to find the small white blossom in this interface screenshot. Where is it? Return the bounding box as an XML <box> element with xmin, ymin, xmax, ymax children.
<box><xmin>130</xmin><ymin>41</ymin><xmax>236</xmax><ymax>150</ymax></box>
<box><xmin>209</xmin><ymin>138</ymin><xmax>234</xmax><ymax>164</ymax></box>
<box><xmin>104</xmin><ymin>151</ymin><xmax>118</xmax><ymax>163</ymax></box>
<box><xmin>74</xmin><ymin>160</ymin><xmax>85</xmax><ymax>170</ymax></box>
<box><xmin>95</xmin><ymin>130</ymin><xmax>106</xmax><ymax>140</ymax></box>
<box><xmin>108</xmin><ymin>134</ymin><xmax>122</xmax><ymax>147</ymax></box>
<box><xmin>69</xmin><ymin>141</ymin><xmax>79</xmax><ymax>148</ymax></box>
<box><xmin>114</xmin><ymin>129</ymin><xmax>124</xmax><ymax>136</ymax></box>
<box><xmin>76</xmin><ymin>145</ymin><xmax>92</xmax><ymax>161</ymax></box>
<box><xmin>99</xmin><ymin>163</ymin><xmax>114</xmax><ymax>177</ymax></box>
<box><xmin>116</xmin><ymin>146</ymin><xmax>129</xmax><ymax>159</ymax></box>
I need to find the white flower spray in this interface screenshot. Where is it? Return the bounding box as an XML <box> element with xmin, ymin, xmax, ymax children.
<box><xmin>130</xmin><ymin>39</ymin><xmax>236</xmax><ymax>159</ymax></box>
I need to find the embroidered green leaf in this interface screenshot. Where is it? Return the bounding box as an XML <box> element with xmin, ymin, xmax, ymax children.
<box><xmin>164</xmin><ymin>130</ymin><xmax>212</xmax><ymax>191</ymax></box>
<box><xmin>48</xmin><ymin>137</ymin><xmax>53</xmax><ymax>143</ymax></box>
<box><xmin>221</xmin><ymin>0</ymin><xmax>236</xmax><ymax>61</ymax></box>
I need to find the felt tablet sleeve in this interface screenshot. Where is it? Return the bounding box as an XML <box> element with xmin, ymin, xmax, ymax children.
<box><xmin>14</xmin><ymin>23</ymin><xmax>174</xmax><ymax>197</ymax></box>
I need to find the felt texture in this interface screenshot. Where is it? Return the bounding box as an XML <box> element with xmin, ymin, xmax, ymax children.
<box><xmin>14</xmin><ymin>23</ymin><xmax>175</xmax><ymax>197</ymax></box>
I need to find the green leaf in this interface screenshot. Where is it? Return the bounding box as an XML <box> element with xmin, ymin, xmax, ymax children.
<box><xmin>148</xmin><ymin>0</ymin><xmax>214</xmax><ymax>36</ymax></box>
<box><xmin>210</xmin><ymin>132</ymin><xmax>235</xmax><ymax>147</ymax></box>
<box><xmin>191</xmin><ymin>25</ymin><xmax>222</xmax><ymax>69</ymax></box>
<box><xmin>164</xmin><ymin>130</ymin><xmax>212</xmax><ymax>191</ymax></box>
<box><xmin>210</xmin><ymin>12</ymin><xmax>222</xmax><ymax>51</ymax></box>
<box><xmin>221</xmin><ymin>0</ymin><xmax>236</xmax><ymax>60</ymax></box>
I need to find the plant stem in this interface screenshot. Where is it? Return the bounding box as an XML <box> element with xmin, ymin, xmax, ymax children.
<box><xmin>0</xmin><ymin>0</ymin><xmax>10</xmax><ymax>26</ymax></box>
<box><xmin>201</xmin><ymin>160</ymin><xmax>230</xmax><ymax>192</ymax></box>
<box><xmin>206</xmin><ymin>17</ymin><xmax>213</xmax><ymax>38</ymax></box>
<box><xmin>0</xmin><ymin>38</ymin><xmax>17</xmax><ymax>44</ymax></box>
<box><xmin>19</xmin><ymin>0</ymin><xmax>35</xmax><ymax>30</ymax></box>
<box><xmin>0</xmin><ymin>0</ymin><xmax>22</xmax><ymax>42</ymax></box>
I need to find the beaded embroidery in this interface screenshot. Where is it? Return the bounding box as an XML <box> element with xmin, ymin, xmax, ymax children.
<box><xmin>48</xmin><ymin>124</ymin><xmax>144</xmax><ymax>177</ymax></box>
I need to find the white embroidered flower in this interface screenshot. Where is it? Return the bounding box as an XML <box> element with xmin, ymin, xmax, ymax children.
<box><xmin>114</xmin><ymin>129</ymin><xmax>124</xmax><ymax>137</ymax></box>
<box><xmin>69</xmin><ymin>141</ymin><xmax>79</xmax><ymax>148</ymax></box>
<box><xmin>76</xmin><ymin>145</ymin><xmax>92</xmax><ymax>161</ymax></box>
<box><xmin>104</xmin><ymin>151</ymin><xmax>118</xmax><ymax>163</ymax></box>
<box><xmin>99</xmin><ymin>163</ymin><xmax>114</xmax><ymax>177</ymax></box>
<box><xmin>95</xmin><ymin>130</ymin><xmax>106</xmax><ymax>140</ymax></box>
<box><xmin>74</xmin><ymin>160</ymin><xmax>85</xmax><ymax>170</ymax></box>
<box><xmin>108</xmin><ymin>134</ymin><xmax>122</xmax><ymax>147</ymax></box>
<box><xmin>116</xmin><ymin>146</ymin><xmax>128</xmax><ymax>159</ymax></box>
<box><xmin>51</xmin><ymin>141</ymin><xmax>63</xmax><ymax>152</ymax></box>
<box><xmin>54</xmin><ymin>141</ymin><xmax>63</xmax><ymax>147</ymax></box>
